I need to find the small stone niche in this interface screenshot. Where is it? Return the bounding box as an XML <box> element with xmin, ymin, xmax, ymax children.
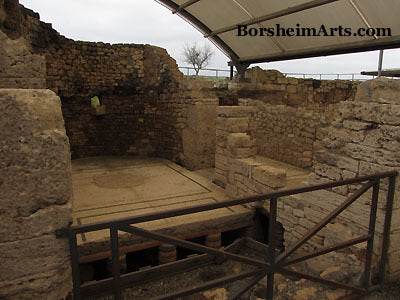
<box><xmin>92</xmin><ymin>105</ymin><xmax>106</xmax><ymax>116</ymax></box>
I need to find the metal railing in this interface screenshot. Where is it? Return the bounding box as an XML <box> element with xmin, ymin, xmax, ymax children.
<box><xmin>57</xmin><ymin>171</ymin><xmax>397</xmax><ymax>300</ymax></box>
<box><xmin>178</xmin><ymin>66</ymin><xmax>396</xmax><ymax>81</ymax></box>
<box><xmin>281</xmin><ymin>72</ymin><xmax>390</xmax><ymax>81</ymax></box>
<box><xmin>179</xmin><ymin>66</ymin><xmax>232</xmax><ymax>78</ymax></box>
<box><xmin>283</xmin><ymin>72</ymin><xmax>365</xmax><ymax>81</ymax></box>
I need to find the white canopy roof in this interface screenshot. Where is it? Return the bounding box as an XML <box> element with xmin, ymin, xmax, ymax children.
<box><xmin>156</xmin><ymin>0</ymin><xmax>400</xmax><ymax>67</ymax></box>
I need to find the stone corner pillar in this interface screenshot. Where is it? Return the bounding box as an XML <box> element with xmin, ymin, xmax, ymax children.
<box><xmin>0</xmin><ymin>89</ymin><xmax>73</xmax><ymax>299</ymax></box>
<box><xmin>215</xmin><ymin>106</ymin><xmax>256</xmax><ymax>188</ymax></box>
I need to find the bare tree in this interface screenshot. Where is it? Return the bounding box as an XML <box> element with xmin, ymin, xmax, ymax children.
<box><xmin>183</xmin><ymin>43</ymin><xmax>213</xmax><ymax>76</ymax></box>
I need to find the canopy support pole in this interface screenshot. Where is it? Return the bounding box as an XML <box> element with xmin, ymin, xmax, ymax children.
<box><xmin>378</xmin><ymin>50</ymin><xmax>384</xmax><ymax>77</ymax></box>
<box><xmin>234</xmin><ymin>62</ymin><xmax>250</xmax><ymax>82</ymax></box>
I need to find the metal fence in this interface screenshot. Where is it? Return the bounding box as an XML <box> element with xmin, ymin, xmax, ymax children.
<box><xmin>282</xmin><ymin>72</ymin><xmax>382</xmax><ymax>81</ymax></box>
<box><xmin>178</xmin><ymin>66</ymin><xmax>232</xmax><ymax>79</ymax></box>
<box><xmin>178</xmin><ymin>66</ymin><xmax>394</xmax><ymax>81</ymax></box>
<box><xmin>57</xmin><ymin>171</ymin><xmax>397</xmax><ymax>300</ymax></box>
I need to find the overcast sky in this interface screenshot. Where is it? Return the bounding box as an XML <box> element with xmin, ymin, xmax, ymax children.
<box><xmin>20</xmin><ymin>0</ymin><xmax>399</xmax><ymax>78</ymax></box>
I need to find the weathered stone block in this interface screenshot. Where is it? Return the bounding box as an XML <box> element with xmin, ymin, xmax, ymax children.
<box><xmin>182</xmin><ymin>100</ymin><xmax>217</xmax><ymax>170</ymax></box>
<box><xmin>315</xmin><ymin>151</ymin><xmax>338</xmax><ymax>167</ymax></box>
<box><xmin>218</xmin><ymin>117</ymin><xmax>251</xmax><ymax>132</ymax></box>
<box><xmin>216</xmin><ymin>106</ymin><xmax>256</xmax><ymax>117</ymax></box>
<box><xmin>0</xmin><ymin>235</ymin><xmax>70</xmax><ymax>282</ymax></box>
<box><xmin>231</xmin><ymin>159</ymin><xmax>249</xmax><ymax>176</ymax></box>
<box><xmin>227</xmin><ymin>133</ymin><xmax>254</xmax><ymax>148</ymax></box>
<box><xmin>293</xmin><ymin>208</ymin><xmax>305</xmax><ymax>218</ymax></box>
<box><xmin>314</xmin><ymin>163</ymin><xmax>342</xmax><ymax>181</ymax></box>
<box><xmin>0</xmin><ymin>267</ymin><xmax>72</xmax><ymax>300</ymax></box>
<box><xmin>252</xmin><ymin>165</ymin><xmax>286</xmax><ymax>188</ymax></box>
<box><xmin>286</xmin><ymin>85</ymin><xmax>297</xmax><ymax>93</ymax></box>
<box><xmin>0</xmin><ymin>89</ymin><xmax>72</xmax><ymax>299</ymax></box>
<box><xmin>0</xmin><ymin>89</ymin><xmax>71</xmax><ymax>215</ymax></box>
<box><xmin>229</xmin><ymin>146</ymin><xmax>257</xmax><ymax>159</ymax></box>
<box><xmin>324</xmin><ymin>223</ymin><xmax>355</xmax><ymax>248</ymax></box>
<box><xmin>0</xmin><ymin>205</ymin><xmax>71</xmax><ymax>243</ymax></box>
<box><xmin>0</xmin><ymin>32</ymin><xmax>46</xmax><ymax>89</ymax></box>
<box><xmin>343</xmin><ymin>120</ymin><xmax>374</xmax><ymax>131</ymax></box>
<box><xmin>355</xmin><ymin>78</ymin><xmax>400</xmax><ymax>104</ymax></box>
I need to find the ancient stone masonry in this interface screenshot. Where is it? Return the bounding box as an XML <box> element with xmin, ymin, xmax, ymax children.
<box><xmin>216</xmin><ymin>76</ymin><xmax>400</xmax><ymax>282</ymax></box>
<box><xmin>308</xmin><ymin>78</ymin><xmax>400</xmax><ymax>279</ymax></box>
<box><xmin>0</xmin><ymin>31</ymin><xmax>46</xmax><ymax>89</ymax></box>
<box><xmin>1</xmin><ymin>0</ymin><xmax>189</xmax><ymax>162</ymax></box>
<box><xmin>183</xmin><ymin>98</ymin><xmax>218</xmax><ymax>170</ymax></box>
<box><xmin>0</xmin><ymin>89</ymin><xmax>72</xmax><ymax>299</ymax></box>
<box><xmin>231</xmin><ymin>67</ymin><xmax>358</xmax><ymax>169</ymax></box>
<box><xmin>215</xmin><ymin>106</ymin><xmax>308</xmax><ymax>200</ymax></box>
<box><xmin>215</xmin><ymin>106</ymin><xmax>257</xmax><ymax>189</ymax></box>
<box><xmin>253</xmin><ymin>78</ymin><xmax>400</xmax><ymax>281</ymax></box>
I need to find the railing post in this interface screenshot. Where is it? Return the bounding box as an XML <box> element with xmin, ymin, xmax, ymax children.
<box><xmin>363</xmin><ymin>180</ymin><xmax>380</xmax><ymax>289</ymax></box>
<box><xmin>111</xmin><ymin>226</ymin><xmax>121</xmax><ymax>300</ymax></box>
<box><xmin>68</xmin><ymin>231</ymin><xmax>81</xmax><ymax>300</ymax></box>
<box><xmin>267</xmin><ymin>198</ymin><xmax>277</xmax><ymax>300</ymax></box>
<box><xmin>377</xmin><ymin>175</ymin><xmax>397</xmax><ymax>284</ymax></box>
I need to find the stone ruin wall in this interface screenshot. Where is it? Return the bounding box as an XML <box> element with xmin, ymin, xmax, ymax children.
<box><xmin>0</xmin><ymin>89</ymin><xmax>73</xmax><ymax>299</ymax></box>
<box><xmin>1</xmin><ymin>0</ymin><xmax>359</xmax><ymax>171</ymax></box>
<box><xmin>232</xmin><ymin>67</ymin><xmax>358</xmax><ymax>169</ymax></box>
<box><xmin>2</xmin><ymin>0</ymin><xmax>400</xmax><ymax>290</ymax></box>
<box><xmin>1</xmin><ymin>0</ymin><xmax>190</xmax><ymax>163</ymax></box>
<box><xmin>1</xmin><ymin>5</ymin><xmax>73</xmax><ymax>296</ymax></box>
<box><xmin>215</xmin><ymin>67</ymin><xmax>358</xmax><ymax>189</ymax></box>
<box><xmin>215</xmin><ymin>78</ymin><xmax>400</xmax><ymax>280</ymax></box>
<box><xmin>308</xmin><ymin>79</ymin><xmax>400</xmax><ymax>279</ymax></box>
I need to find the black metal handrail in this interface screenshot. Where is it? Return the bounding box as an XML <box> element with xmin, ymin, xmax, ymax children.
<box><xmin>57</xmin><ymin>170</ymin><xmax>397</xmax><ymax>300</ymax></box>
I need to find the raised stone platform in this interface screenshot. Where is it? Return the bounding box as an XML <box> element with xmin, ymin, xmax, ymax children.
<box><xmin>71</xmin><ymin>157</ymin><xmax>252</xmax><ymax>259</ymax></box>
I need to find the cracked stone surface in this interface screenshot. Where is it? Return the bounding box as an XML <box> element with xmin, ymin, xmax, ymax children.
<box><xmin>0</xmin><ymin>89</ymin><xmax>72</xmax><ymax>299</ymax></box>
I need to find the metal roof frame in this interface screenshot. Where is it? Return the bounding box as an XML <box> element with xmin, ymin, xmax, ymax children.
<box><xmin>156</xmin><ymin>0</ymin><xmax>400</xmax><ymax>67</ymax></box>
<box><xmin>156</xmin><ymin>0</ymin><xmax>240</xmax><ymax>63</ymax></box>
<box><xmin>205</xmin><ymin>0</ymin><xmax>341</xmax><ymax>38</ymax></box>
<box><xmin>361</xmin><ymin>69</ymin><xmax>400</xmax><ymax>78</ymax></box>
<box><xmin>240</xmin><ymin>35</ymin><xmax>400</xmax><ymax>64</ymax></box>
